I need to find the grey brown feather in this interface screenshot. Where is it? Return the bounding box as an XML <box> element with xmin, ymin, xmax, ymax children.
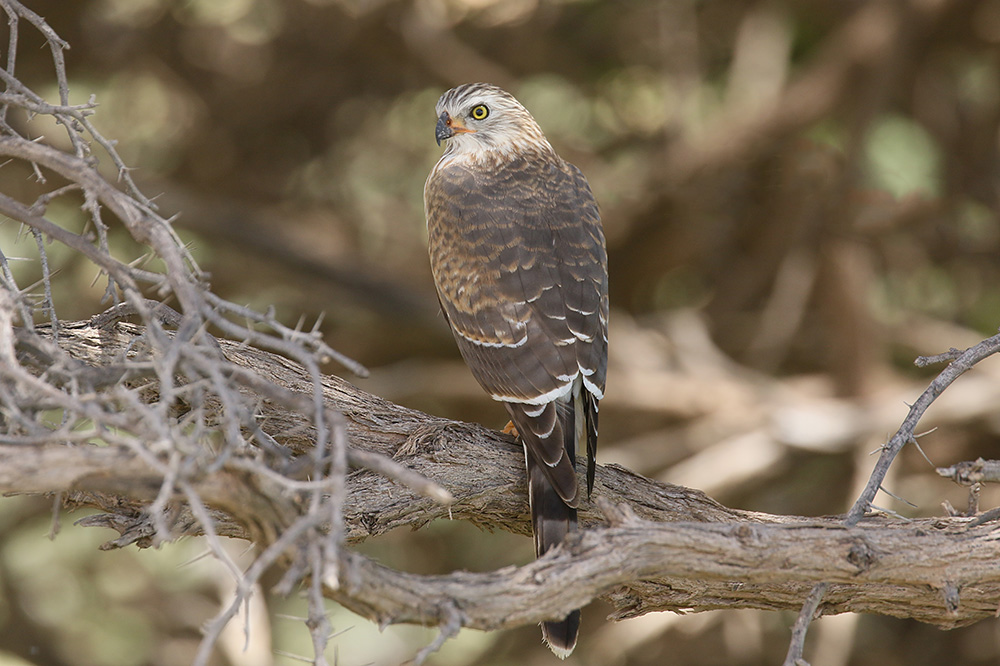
<box><xmin>425</xmin><ymin>83</ymin><xmax>607</xmax><ymax>658</ymax></box>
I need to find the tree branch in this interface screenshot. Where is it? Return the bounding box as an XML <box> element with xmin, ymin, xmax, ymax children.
<box><xmin>5</xmin><ymin>318</ymin><xmax>1000</xmax><ymax>637</ymax></box>
<box><xmin>847</xmin><ymin>331</ymin><xmax>1000</xmax><ymax>525</ymax></box>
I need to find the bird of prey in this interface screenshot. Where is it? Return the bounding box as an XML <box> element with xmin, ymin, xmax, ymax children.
<box><xmin>424</xmin><ymin>82</ymin><xmax>608</xmax><ymax>658</ymax></box>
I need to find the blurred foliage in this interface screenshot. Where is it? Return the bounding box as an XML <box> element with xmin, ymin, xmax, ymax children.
<box><xmin>4</xmin><ymin>0</ymin><xmax>1000</xmax><ymax>665</ymax></box>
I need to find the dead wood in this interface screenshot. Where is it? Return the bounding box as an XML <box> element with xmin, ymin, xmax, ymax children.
<box><xmin>3</xmin><ymin>318</ymin><xmax>999</xmax><ymax>634</ymax></box>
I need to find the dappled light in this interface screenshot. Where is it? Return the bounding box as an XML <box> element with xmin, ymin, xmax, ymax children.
<box><xmin>3</xmin><ymin>2</ymin><xmax>1000</xmax><ymax>665</ymax></box>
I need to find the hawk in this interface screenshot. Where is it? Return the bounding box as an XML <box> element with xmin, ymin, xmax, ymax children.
<box><xmin>424</xmin><ymin>82</ymin><xmax>608</xmax><ymax>657</ymax></box>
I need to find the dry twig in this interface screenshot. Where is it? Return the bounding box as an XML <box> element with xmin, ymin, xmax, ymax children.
<box><xmin>4</xmin><ymin>4</ymin><xmax>1000</xmax><ymax>665</ymax></box>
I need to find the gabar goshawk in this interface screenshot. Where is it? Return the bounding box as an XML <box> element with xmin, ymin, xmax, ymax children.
<box><xmin>424</xmin><ymin>82</ymin><xmax>608</xmax><ymax>657</ymax></box>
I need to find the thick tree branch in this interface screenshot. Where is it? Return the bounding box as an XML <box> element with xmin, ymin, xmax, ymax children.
<box><xmin>331</xmin><ymin>502</ymin><xmax>1000</xmax><ymax>631</ymax></box>
<box><xmin>5</xmin><ymin>319</ymin><xmax>1000</xmax><ymax>635</ymax></box>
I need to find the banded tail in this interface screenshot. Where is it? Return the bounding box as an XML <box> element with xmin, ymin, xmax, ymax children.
<box><xmin>508</xmin><ymin>379</ymin><xmax>598</xmax><ymax>658</ymax></box>
<box><xmin>528</xmin><ymin>453</ymin><xmax>581</xmax><ymax>658</ymax></box>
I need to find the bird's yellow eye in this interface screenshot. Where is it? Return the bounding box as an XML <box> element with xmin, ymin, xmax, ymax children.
<box><xmin>470</xmin><ymin>104</ymin><xmax>489</xmax><ymax>120</ymax></box>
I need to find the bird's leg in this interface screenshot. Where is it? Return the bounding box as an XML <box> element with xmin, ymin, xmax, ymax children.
<box><xmin>502</xmin><ymin>421</ymin><xmax>520</xmax><ymax>437</ymax></box>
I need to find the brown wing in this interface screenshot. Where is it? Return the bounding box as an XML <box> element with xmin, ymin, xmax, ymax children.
<box><xmin>424</xmin><ymin>152</ymin><xmax>608</xmax><ymax>503</ymax></box>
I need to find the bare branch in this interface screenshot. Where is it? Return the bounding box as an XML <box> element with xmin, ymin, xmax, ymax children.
<box><xmin>776</xmin><ymin>331</ymin><xmax>1000</xmax><ymax>659</ymax></box>
<box><xmin>5</xmin><ymin>319</ymin><xmax>1000</xmax><ymax>639</ymax></box>
<box><xmin>783</xmin><ymin>583</ymin><xmax>829</xmax><ymax>666</ymax></box>
<box><xmin>849</xmin><ymin>334</ymin><xmax>1000</xmax><ymax>522</ymax></box>
<box><xmin>2</xmin><ymin>4</ymin><xmax>1000</xmax><ymax>663</ymax></box>
<box><xmin>937</xmin><ymin>458</ymin><xmax>1000</xmax><ymax>486</ymax></box>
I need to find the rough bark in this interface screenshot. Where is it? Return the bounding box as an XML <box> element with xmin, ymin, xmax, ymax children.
<box><xmin>3</xmin><ymin>318</ymin><xmax>999</xmax><ymax>634</ymax></box>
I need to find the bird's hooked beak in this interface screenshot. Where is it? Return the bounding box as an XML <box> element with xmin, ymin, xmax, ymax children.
<box><xmin>435</xmin><ymin>111</ymin><xmax>474</xmax><ymax>146</ymax></box>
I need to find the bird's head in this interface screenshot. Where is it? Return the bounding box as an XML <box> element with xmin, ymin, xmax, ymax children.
<box><xmin>433</xmin><ymin>83</ymin><xmax>552</xmax><ymax>158</ymax></box>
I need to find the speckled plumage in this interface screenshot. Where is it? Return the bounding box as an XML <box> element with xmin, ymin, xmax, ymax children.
<box><xmin>424</xmin><ymin>83</ymin><xmax>608</xmax><ymax>657</ymax></box>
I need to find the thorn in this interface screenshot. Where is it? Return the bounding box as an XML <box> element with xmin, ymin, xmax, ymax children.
<box><xmin>877</xmin><ymin>484</ymin><xmax>918</xmax><ymax>508</ymax></box>
<box><xmin>908</xmin><ymin>434</ymin><xmax>935</xmax><ymax>467</ymax></box>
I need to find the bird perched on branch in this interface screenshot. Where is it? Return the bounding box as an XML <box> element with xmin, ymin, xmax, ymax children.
<box><xmin>424</xmin><ymin>82</ymin><xmax>608</xmax><ymax>657</ymax></box>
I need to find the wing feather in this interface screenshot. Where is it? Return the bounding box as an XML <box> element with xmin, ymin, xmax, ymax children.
<box><xmin>425</xmin><ymin>150</ymin><xmax>607</xmax><ymax>501</ymax></box>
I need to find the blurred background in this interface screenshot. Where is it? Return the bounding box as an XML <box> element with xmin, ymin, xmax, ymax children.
<box><xmin>3</xmin><ymin>0</ymin><xmax>1000</xmax><ymax>664</ymax></box>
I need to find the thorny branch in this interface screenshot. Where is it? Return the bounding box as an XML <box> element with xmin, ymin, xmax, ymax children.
<box><xmin>0</xmin><ymin>4</ymin><xmax>368</xmax><ymax>664</ymax></box>
<box><xmin>6</xmin><ymin>320</ymin><xmax>1000</xmax><ymax>643</ymax></box>
<box><xmin>4</xmin><ymin>4</ymin><xmax>1000</xmax><ymax>666</ymax></box>
<box><xmin>782</xmin><ymin>331</ymin><xmax>1000</xmax><ymax>665</ymax></box>
<box><xmin>937</xmin><ymin>458</ymin><xmax>1000</xmax><ymax>486</ymax></box>
<box><xmin>848</xmin><ymin>332</ymin><xmax>1000</xmax><ymax>525</ymax></box>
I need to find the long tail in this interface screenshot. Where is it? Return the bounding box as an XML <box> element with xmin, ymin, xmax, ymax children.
<box><xmin>527</xmin><ymin>452</ymin><xmax>580</xmax><ymax>658</ymax></box>
<box><xmin>508</xmin><ymin>382</ymin><xmax>588</xmax><ymax>658</ymax></box>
